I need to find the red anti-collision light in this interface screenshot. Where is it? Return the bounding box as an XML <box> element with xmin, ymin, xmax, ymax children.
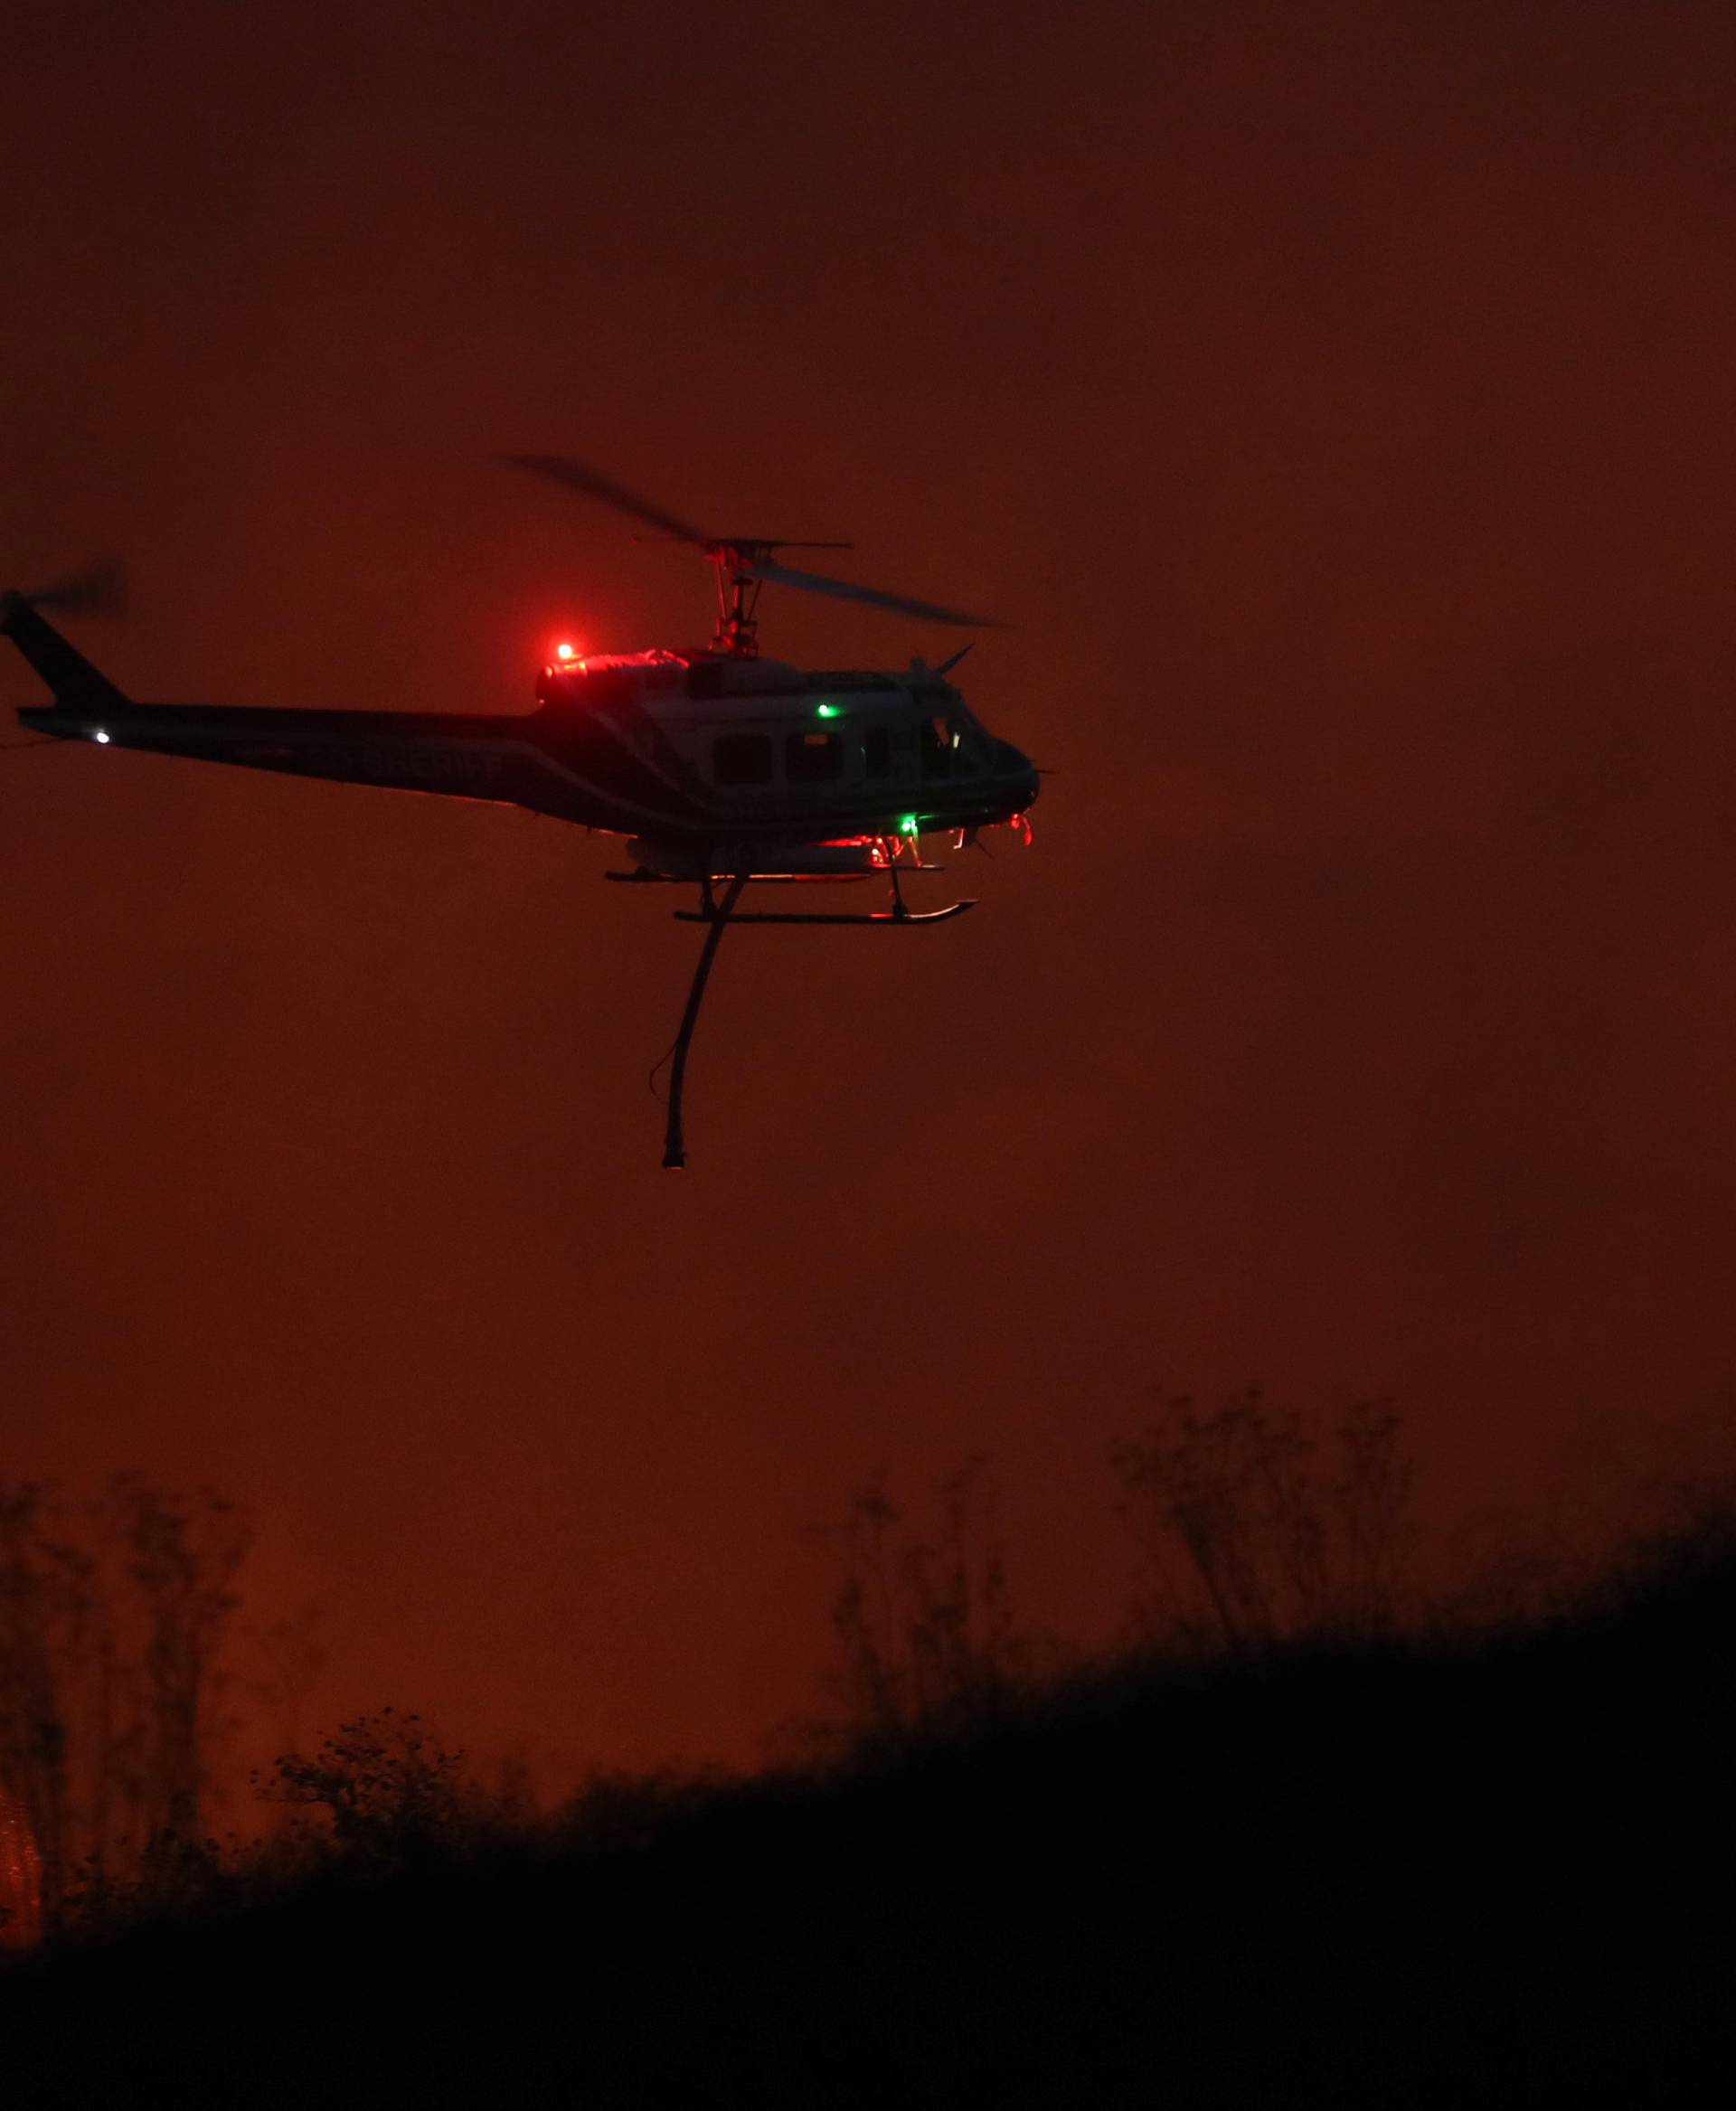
<box><xmin>555</xmin><ymin>642</ymin><xmax>577</xmax><ymax>662</ymax></box>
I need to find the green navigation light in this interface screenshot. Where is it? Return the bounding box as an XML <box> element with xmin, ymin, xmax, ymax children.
<box><xmin>816</xmin><ymin>702</ymin><xmax>840</xmax><ymax>719</ymax></box>
<box><xmin>899</xmin><ymin>813</ymin><xmax>920</xmax><ymax>836</ymax></box>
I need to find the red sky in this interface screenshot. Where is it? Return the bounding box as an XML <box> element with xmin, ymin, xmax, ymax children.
<box><xmin>5</xmin><ymin>0</ymin><xmax>1736</xmax><ymax>1785</ymax></box>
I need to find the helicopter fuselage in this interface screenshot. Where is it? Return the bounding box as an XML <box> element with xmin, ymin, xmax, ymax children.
<box><xmin>3</xmin><ymin>607</ymin><xmax>1037</xmax><ymax>865</ymax></box>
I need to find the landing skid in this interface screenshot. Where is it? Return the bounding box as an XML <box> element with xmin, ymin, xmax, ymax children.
<box><xmin>653</xmin><ymin>863</ymin><xmax>976</xmax><ymax>1168</ymax></box>
<box><xmin>606</xmin><ymin>868</ymin><xmax>873</xmax><ymax>886</ymax></box>
<box><xmin>673</xmin><ymin>902</ymin><xmax>975</xmax><ymax>926</ymax></box>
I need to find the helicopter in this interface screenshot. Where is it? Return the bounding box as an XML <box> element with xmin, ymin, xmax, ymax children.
<box><xmin>0</xmin><ymin>457</ymin><xmax>1041</xmax><ymax>1165</ymax></box>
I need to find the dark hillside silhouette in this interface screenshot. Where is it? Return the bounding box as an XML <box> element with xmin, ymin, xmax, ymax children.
<box><xmin>4</xmin><ymin>1513</ymin><xmax>1734</xmax><ymax>2106</ymax></box>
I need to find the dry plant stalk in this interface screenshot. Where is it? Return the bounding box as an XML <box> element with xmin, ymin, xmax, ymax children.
<box><xmin>1112</xmin><ymin>1391</ymin><xmax>1414</xmax><ymax>1648</ymax></box>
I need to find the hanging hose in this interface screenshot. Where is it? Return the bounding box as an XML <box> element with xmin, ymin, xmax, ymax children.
<box><xmin>662</xmin><ymin>872</ymin><xmax>750</xmax><ymax>1169</ymax></box>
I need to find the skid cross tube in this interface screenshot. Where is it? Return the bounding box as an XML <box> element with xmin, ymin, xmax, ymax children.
<box><xmin>662</xmin><ymin>872</ymin><xmax>750</xmax><ymax>1169</ymax></box>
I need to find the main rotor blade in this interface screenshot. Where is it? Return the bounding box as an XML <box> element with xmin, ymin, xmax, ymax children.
<box><xmin>498</xmin><ymin>454</ymin><xmax>712</xmax><ymax>546</ymax></box>
<box><xmin>23</xmin><ymin>558</ymin><xmax>126</xmax><ymax>617</ymax></box>
<box><xmin>749</xmin><ymin>559</ymin><xmax>1003</xmax><ymax>629</ymax></box>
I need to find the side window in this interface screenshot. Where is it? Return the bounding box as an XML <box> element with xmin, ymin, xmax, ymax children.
<box><xmin>920</xmin><ymin>715</ymin><xmax>953</xmax><ymax>777</ymax></box>
<box><xmin>863</xmin><ymin>725</ymin><xmax>892</xmax><ymax>780</ymax></box>
<box><xmin>786</xmin><ymin>730</ymin><xmax>844</xmax><ymax>783</ymax></box>
<box><xmin>713</xmin><ymin>733</ymin><xmax>773</xmax><ymax>785</ymax></box>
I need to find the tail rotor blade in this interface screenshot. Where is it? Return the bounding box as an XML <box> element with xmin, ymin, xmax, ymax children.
<box><xmin>22</xmin><ymin>558</ymin><xmax>126</xmax><ymax>617</ymax></box>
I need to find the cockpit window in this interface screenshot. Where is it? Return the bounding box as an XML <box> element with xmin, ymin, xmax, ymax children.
<box><xmin>920</xmin><ymin>714</ymin><xmax>981</xmax><ymax>776</ymax></box>
<box><xmin>920</xmin><ymin>716</ymin><xmax>954</xmax><ymax>777</ymax></box>
<box><xmin>713</xmin><ymin>733</ymin><xmax>773</xmax><ymax>785</ymax></box>
<box><xmin>863</xmin><ymin>725</ymin><xmax>892</xmax><ymax>780</ymax></box>
<box><xmin>786</xmin><ymin>730</ymin><xmax>844</xmax><ymax>783</ymax></box>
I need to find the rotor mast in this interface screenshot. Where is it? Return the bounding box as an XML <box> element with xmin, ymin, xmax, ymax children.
<box><xmin>710</xmin><ymin>543</ymin><xmax>769</xmax><ymax>659</ymax></box>
<box><xmin>706</xmin><ymin>539</ymin><xmax>851</xmax><ymax>658</ymax></box>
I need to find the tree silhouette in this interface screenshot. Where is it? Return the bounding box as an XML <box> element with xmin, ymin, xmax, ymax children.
<box><xmin>259</xmin><ymin>1709</ymin><xmax>480</xmax><ymax>1867</ymax></box>
<box><xmin>0</xmin><ymin>1477</ymin><xmax>250</xmax><ymax>1929</ymax></box>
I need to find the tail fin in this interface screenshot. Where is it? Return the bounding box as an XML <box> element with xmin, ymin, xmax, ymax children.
<box><xmin>0</xmin><ymin>592</ymin><xmax>133</xmax><ymax>718</ymax></box>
